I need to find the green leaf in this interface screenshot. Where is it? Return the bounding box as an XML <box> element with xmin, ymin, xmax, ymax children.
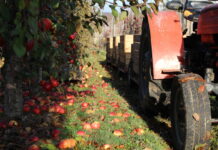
<box><xmin>0</xmin><ymin>3</ymin><xmax>10</xmax><ymax>21</ymax></box>
<box><xmin>149</xmin><ymin>3</ymin><xmax>158</xmax><ymax>14</ymax></box>
<box><xmin>109</xmin><ymin>5</ymin><xmax>118</xmax><ymax>18</ymax></box>
<box><xmin>131</xmin><ymin>6</ymin><xmax>139</xmax><ymax>16</ymax></box>
<box><xmin>13</xmin><ymin>37</ymin><xmax>26</xmax><ymax>57</ymax></box>
<box><xmin>28</xmin><ymin>0</ymin><xmax>39</xmax><ymax>16</ymax></box>
<box><xmin>120</xmin><ymin>10</ymin><xmax>128</xmax><ymax>20</ymax></box>
<box><xmin>51</xmin><ymin>0</ymin><xmax>60</xmax><ymax>9</ymax></box>
<box><xmin>28</xmin><ymin>17</ymin><xmax>38</xmax><ymax>35</ymax></box>
<box><xmin>18</xmin><ymin>0</ymin><xmax>25</xmax><ymax>10</ymax></box>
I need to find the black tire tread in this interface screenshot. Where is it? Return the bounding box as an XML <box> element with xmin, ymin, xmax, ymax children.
<box><xmin>171</xmin><ymin>73</ymin><xmax>211</xmax><ymax>150</ymax></box>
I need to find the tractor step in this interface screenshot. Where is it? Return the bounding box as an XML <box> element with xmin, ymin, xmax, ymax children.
<box><xmin>211</xmin><ymin>118</ymin><xmax>218</xmax><ymax>124</ymax></box>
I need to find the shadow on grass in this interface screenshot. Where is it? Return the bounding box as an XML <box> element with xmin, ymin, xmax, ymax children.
<box><xmin>100</xmin><ymin>60</ymin><xmax>173</xmax><ymax>148</ymax></box>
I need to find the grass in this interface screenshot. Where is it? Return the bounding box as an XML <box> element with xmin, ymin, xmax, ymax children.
<box><xmin>61</xmin><ymin>49</ymin><xmax>170</xmax><ymax>150</ymax></box>
<box><xmin>35</xmin><ymin>48</ymin><xmax>218</xmax><ymax>150</ymax></box>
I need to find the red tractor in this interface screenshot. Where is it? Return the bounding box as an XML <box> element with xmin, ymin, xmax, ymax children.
<box><xmin>136</xmin><ymin>0</ymin><xmax>218</xmax><ymax>149</ymax></box>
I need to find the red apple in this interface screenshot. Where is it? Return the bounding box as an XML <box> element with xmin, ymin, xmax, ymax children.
<box><xmin>99</xmin><ymin>106</ymin><xmax>106</xmax><ymax>110</ymax></box>
<box><xmin>43</xmin><ymin>82</ymin><xmax>53</xmax><ymax>92</ymax></box>
<box><xmin>33</xmin><ymin>107</ymin><xmax>41</xmax><ymax>115</ymax></box>
<box><xmin>23</xmin><ymin>105</ymin><xmax>31</xmax><ymax>112</ymax></box>
<box><xmin>55</xmin><ymin>105</ymin><xmax>65</xmax><ymax>114</ymax></box>
<box><xmin>91</xmin><ymin>121</ymin><xmax>100</xmax><ymax>129</ymax></box>
<box><xmin>68</xmin><ymin>33</ymin><xmax>77</xmax><ymax>40</ymax></box>
<box><xmin>76</xmin><ymin>131</ymin><xmax>86</xmax><ymax>136</ymax></box>
<box><xmin>102</xmin><ymin>83</ymin><xmax>109</xmax><ymax>88</ymax></box>
<box><xmin>71</xmin><ymin>44</ymin><xmax>76</xmax><ymax>49</ymax></box>
<box><xmin>69</xmin><ymin>59</ymin><xmax>74</xmax><ymax>64</ymax></box>
<box><xmin>38</xmin><ymin>18</ymin><xmax>53</xmax><ymax>31</ymax></box>
<box><xmin>81</xmin><ymin>102</ymin><xmax>89</xmax><ymax>108</ymax></box>
<box><xmin>50</xmin><ymin>78</ymin><xmax>59</xmax><ymax>87</ymax></box>
<box><xmin>27</xmin><ymin>144</ymin><xmax>40</xmax><ymax>150</ymax></box>
<box><xmin>67</xmin><ymin>99</ymin><xmax>74</xmax><ymax>106</ymax></box>
<box><xmin>90</xmin><ymin>85</ymin><xmax>97</xmax><ymax>90</ymax></box>
<box><xmin>134</xmin><ymin>128</ymin><xmax>145</xmax><ymax>135</ymax></box>
<box><xmin>25</xmin><ymin>40</ymin><xmax>34</xmax><ymax>51</ymax></box>
<box><xmin>111</xmin><ymin>118</ymin><xmax>120</xmax><ymax>123</ymax></box>
<box><xmin>98</xmin><ymin>100</ymin><xmax>105</xmax><ymax>104</ymax></box>
<box><xmin>51</xmin><ymin>129</ymin><xmax>60</xmax><ymax>138</ymax></box>
<box><xmin>112</xmin><ymin>104</ymin><xmax>120</xmax><ymax>108</ymax></box>
<box><xmin>58</xmin><ymin>138</ymin><xmax>76</xmax><ymax>149</ymax></box>
<box><xmin>122</xmin><ymin>113</ymin><xmax>131</xmax><ymax>118</ymax></box>
<box><xmin>82</xmin><ymin>123</ymin><xmax>92</xmax><ymax>130</ymax></box>
<box><xmin>109</xmin><ymin>112</ymin><xmax>117</xmax><ymax>116</ymax></box>
<box><xmin>8</xmin><ymin>120</ymin><xmax>18</xmax><ymax>127</ymax></box>
<box><xmin>66</xmin><ymin>94</ymin><xmax>74</xmax><ymax>99</ymax></box>
<box><xmin>29</xmin><ymin>136</ymin><xmax>40</xmax><ymax>142</ymax></box>
<box><xmin>113</xmin><ymin>130</ymin><xmax>123</xmax><ymax>136</ymax></box>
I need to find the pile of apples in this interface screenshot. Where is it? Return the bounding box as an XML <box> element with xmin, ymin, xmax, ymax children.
<box><xmin>39</xmin><ymin>77</ymin><xmax>59</xmax><ymax>92</ymax></box>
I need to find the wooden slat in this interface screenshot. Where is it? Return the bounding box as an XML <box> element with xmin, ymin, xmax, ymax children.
<box><xmin>131</xmin><ymin>42</ymin><xmax>140</xmax><ymax>74</ymax></box>
<box><xmin>120</xmin><ymin>35</ymin><xmax>134</xmax><ymax>53</ymax></box>
<box><xmin>112</xmin><ymin>36</ymin><xmax>120</xmax><ymax>61</ymax></box>
<box><xmin>134</xmin><ymin>35</ymin><xmax>141</xmax><ymax>43</ymax></box>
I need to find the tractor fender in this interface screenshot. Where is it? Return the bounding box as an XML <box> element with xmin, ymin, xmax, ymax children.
<box><xmin>198</xmin><ymin>4</ymin><xmax>218</xmax><ymax>35</ymax></box>
<box><xmin>147</xmin><ymin>11</ymin><xmax>184</xmax><ymax>79</ymax></box>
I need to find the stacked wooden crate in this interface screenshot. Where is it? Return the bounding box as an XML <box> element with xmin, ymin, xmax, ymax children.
<box><xmin>106</xmin><ymin>37</ymin><xmax>113</xmax><ymax>63</ymax></box>
<box><xmin>112</xmin><ymin>36</ymin><xmax>120</xmax><ymax>66</ymax></box>
<box><xmin>131</xmin><ymin>35</ymin><xmax>141</xmax><ymax>74</ymax></box>
<box><xmin>119</xmin><ymin>35</ymin><xmax>134</xmax><ymax>72</ymax></box>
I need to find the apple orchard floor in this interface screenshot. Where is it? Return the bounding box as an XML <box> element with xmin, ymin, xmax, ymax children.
<box><xmin>0</xmin><ymin>50</ymin><xmax>180</xmax><ymax>150</ymax></box>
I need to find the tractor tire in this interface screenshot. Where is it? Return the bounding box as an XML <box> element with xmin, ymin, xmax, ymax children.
<box><xmin>138</xmin><ymin>15</ymin><xmax>163</xmax><ymax>112</ymax></box>
<box><xmin>171</xmin><ymin>73</ymin><xmax>211</xmax><ymax>150</ymax></box>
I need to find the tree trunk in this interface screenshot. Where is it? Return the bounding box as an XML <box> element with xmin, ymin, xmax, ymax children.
<box><xmin>4</xmin><ymin>55</ymin><xmax>23</xmax><ymax>118</ymax></box>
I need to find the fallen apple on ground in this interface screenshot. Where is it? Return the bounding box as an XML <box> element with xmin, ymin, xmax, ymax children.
<box><xmin>76</xmin><ymin>131</ymin><xmax>86</xmax><ymax>136</ymax></box>
<box><xmin>82</xmin><ymin>123</ymin><xmax>92</xmax><ymax>130</ymax></box>
<box><xmin>113</xmin><ymin>130</ymin><xmax>123</xmax><ymax>136</ymax></box>
<box><xmin>81</xmin><ymin>102</ymin><xmax>89</xmax><ymax>108</ymax></box>
<box><xmin>27</xmin><ymin>144</ymin><xmax>40</xmax><ymax>150</ymax></box>
<box><xmin>102</xmin><ymin>144</ymin><xmax>111</xmax><ymax>149</ymax></box>
<box><xmin>91</xmin><ymin>121</ymin><xmax>100</xmax><ymax>129</ymax></box>
<box><xmin>58</xmin><ymin>138</ymin><xmax>76</xmax><ymax>149</ymax></box>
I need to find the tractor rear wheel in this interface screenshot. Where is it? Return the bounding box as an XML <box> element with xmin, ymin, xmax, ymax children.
<box><xmin>171</xmin><ymin>73</ymin><xmax>211</xmax><ymax>150</ymax></box>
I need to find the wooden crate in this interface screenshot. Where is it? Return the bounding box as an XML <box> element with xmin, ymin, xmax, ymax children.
<box><xmin>119</xmin><ymin>53</ymin><xmax>131</xmax><ymax>72</ymax></box>
<box><xmin>118</xmin><ymin>35</ymin><xmax>136</xmax><ymax>72</ymax></box>
<box><xmin>120</xmin><ymin>35</ymin><xmax>134</xmax><ymax>53</ymax></box>
<box><xmin>131</xmin><ymin>42</ymin><xmax>140</xmax><ymax>74</ymax></box>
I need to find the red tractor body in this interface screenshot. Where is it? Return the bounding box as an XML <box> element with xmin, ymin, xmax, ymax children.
<box><xmin>138</xmin><ymin>1</ymin><xmax>218</xmax><ymax>149</ymax></box>
<box><xmin>198</xmin><ymin>4</ymin><xmax>218</xmax><ymax>35</ymax></box>
<box><xmin>147</xmin><ymin>11</ymin><xmax>184</xmax><ymax>79</ymax></box>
